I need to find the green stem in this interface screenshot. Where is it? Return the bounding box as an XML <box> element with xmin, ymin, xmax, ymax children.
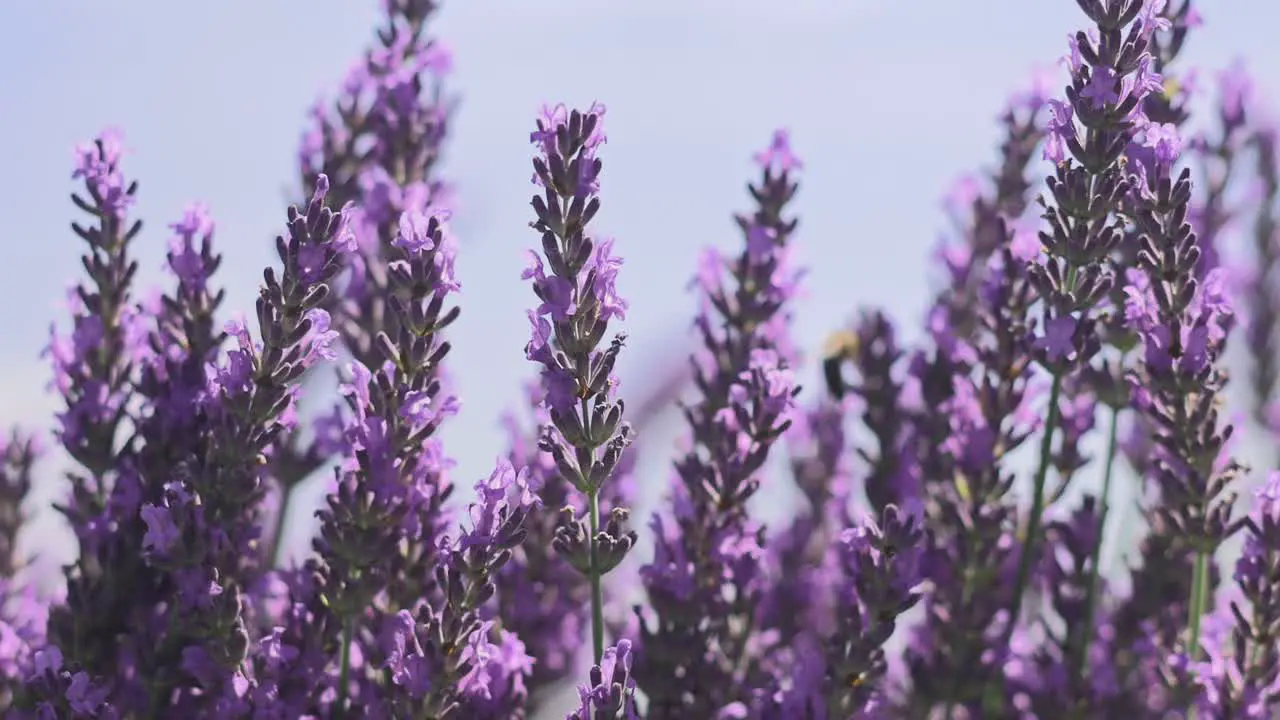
<box><xmin>268</xmin><ymin>484</ymin><xmax>295</xmax><ymax>568</ymax></box>
<box><xmin>588</xmin><ymin>488</ymin><xmax>605</xmax><ymax>665</ymax></box>
<box><xmin>1074</xmin><ymin>405</ymin><xmax>1121</xmax><ymax>679</ymax></box>
<box><xmin>1187</xmin><ymin>550</ymin><xmax>1210</xmax><ymax>643</ymax></box>
<box><xmin>337</xmin><ymin>617</ymin><xmax>354</xmax><ymax>716</ymax></box>
<box><xmin>1007</xmin><ymin>371</ymin><xmax>1063</xmax><ymax>635</ymax></box>
<box><xmin>1185</xmin><ymin>550</ymin><xmax>1210</xmax><ymax>720</ymax></box>
<box><xmin>981</xmin><ymin>371</ymin><xmax>1063</xmax><ymax>715</ymax></box>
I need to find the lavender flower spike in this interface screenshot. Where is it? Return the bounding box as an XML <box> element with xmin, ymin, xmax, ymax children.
<box><xmin>636</xmin><ymin>130</ymin><xmax>802</xmax><ymax>718</ymax></box>
<box><xmin>47</xmin><ymin>128</ymin><xmax>143</xmax><ymax>603</ymax></box>
<box><xmin>273</xmin><ymin>0</ymin><xmax>457</xmax><ymax>568</ymax></box>
<box><xmin>1123</xmin><ymin>88</ymin><xmax>1242</xmax><ymax>713</ymax></box>
<box><xmin>1011</xmin><ymin>0</ymin><xmax>1169</xmax><ymax>638</ymax></box>
<box><xmin>1246</xmin><ymin>116</ymin><xmax>1280</xmax><ymax>444</ymax></box>
<box><xmin>137</xmin><ymin>177</ymin><xmax>351</xmax><ymax>711</ymax></box>
<box><xmin>41</xmin><ymin>130</ymin><xmax>150</xmax><ymax>701</ymax></box>
<box><xmin>523</xmin><ymin>103</ymin><xmax>636</xmax><ymax>664</ymax></box>
<box><xmin>313</xmin><ymin>205</ymin><xmax>460</xmax><ymax>713</ymax></box>
<box><xmin>826</xmin><ymin>504</ymin><xmax>924</xmax><ymax>716</ymax></box>
<box><xmin>380</xmin><ymin>458</ymin><xmax>538</xmax><ymax>718</ymax></box>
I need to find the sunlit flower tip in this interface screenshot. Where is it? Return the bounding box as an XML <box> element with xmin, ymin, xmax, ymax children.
<box><xmin>752</xmin><ymin>129</ymin><xmax>803</xmax><ymax>173</ymax></box>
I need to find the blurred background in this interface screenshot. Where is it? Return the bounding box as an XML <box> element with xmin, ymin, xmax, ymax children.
<box><xmin>3</xmin><ymin>1</ymin><xmax>1280</xmax><ymax>713</ymax></box>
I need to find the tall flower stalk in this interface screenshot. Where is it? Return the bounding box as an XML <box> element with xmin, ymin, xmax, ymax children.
<box><xmin>1245</xmin><ymin>114</ymin><xmax>1280</xmax><ymax>454</ymax></box>
<box><xmin>124</xmin><ymin>203</ymin><xmax>229</xmax><ymax>712</ymax></box>
<box><xmin>311</xmin><ymin>207</ymin><xmax>460</xmax><ymax>714</ymax></box>
<box><xmin>144</xmin><ymin>177</ymin><xmax>350</xmax><ymax>712</ymax></box>
<box><xmin>824</xmin><ymin>505</ymin><xmax>924</xmax><ymax>717</ymax></box>
<box><xmin>818</xmin><ymin>73</ymin><xmax>1045</xmax><ymax>715</ymax></box>
<box><xmin>269</xmin><ymin>0</ymin><xmax>458</xmax><ymax>566</ymax></box>
<box><xmin>635</xmin><ymin>131</ymin><xmax>802</xmax><ymax>718</ymax></box>
<box><xmin>1125</xmin><ymin>158</ymin><xmax>1242</xmax><ymax>712</ymax></box>
<box><xmin>1076</xmin><ymin>0</ymin><xmax>1201</xmax><ymax>685</ymax></box>
<box><xmin>522</xmin><ymin>104</ymin><xmax>636</xmax><ymax>666</ymax></box>
<box><xmin>493</xmin><ymin>379</ymin><xmax>638</xmax><ymax>709</ymax></box>
<box><xmin>43</xmin><ymin>129</ymin><xmax>151</xmax><ymax>698</ymax></box>
<box><xmin>1013</xmin><ymin>0</ymin><xmax>1169</xmax><ymax>638</ymax></box>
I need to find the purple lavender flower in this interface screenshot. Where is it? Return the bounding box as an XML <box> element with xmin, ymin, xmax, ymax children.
<box><xmin>1173</xmin><ymin>62</ymin><xmax>1250</xmax><ymax>332</ymax></box>
<box><xmin>929</xmin><ymin>72</ymin><xmax>1048</xmax><ymax>342</ymax></box>
<box><xmin>1009</xmin><ymin>1</ymin><xmax>1174</xmax><ymax>665</ymax></box>
<box><xmin>322</xmin><ymin>23</ymin><xmax>456</xmax><ymax>369</ymax></box>
<box><xmin>45</xmin><ymin>173</ymin><xmax>347</xmax><ymax>716</ymax></box>
<box><xmin>566</xmin><ymin>639</ymin><xmax>638</xmax><ymax>720</ymax></box>
<box><xmin>522</xmin><ymin>104</ymin><xmax>637</xmax><ymax>668</ymax></box>
<box><xmin>823</xmin><ymin>504</ymin><xmax>924</xmax><ymax>717</ymax></box>
<box><xmin>377</xmin><ymin>459</ymin><xmax>537</xmax><ymax>718</ymax></box>
<box><xmin>118</xmin><ymin>177</ymin><xmax>353</xmax><ymax>713</ymax></box>
<box><xmin>1053</xmin><ymin>376</ymin><xmax>1100</xmax><ymax>484</ymax></box>
<box><xmin>494</xmin><ymin>351</ymin><xmax>676</xmax><ymax>710</ymax></box>
<box><xmin>54</xmin><ymin>201</ymin><xmax>228</xmax><ymax>714</ymax></box>
<box><xmin>815</xmin><ymin>80</ymin><xmax>1051</xmax><ymax>715</ymax></box>
<box><xmin>635</xmin><ymin>131</ymin><xmax>802</xmax><ymax>718</ymax></box>
<box><xmin>823</xmin><ymin>311</ymin><xmax>917</xmax><ymax>513</ymax></box>
<box><xmin>10</xmin><ymin>646</ymin><xmax>118</xmax><ymax>719</ymax></box>
<box><xmin>39</xmin><ymin>132</ymin><xmax>158</xmax><ymax>711</ymax></box>
<box><xmin>14</xmin><ymin>4</ymin><xmax>1280</xmax><ymax>719</ymax></box>
<box><xmin>1023</xmin><ymin>496</ymin><xmax>1112</xmax><ymax>714</ymax></box>
<box><xmin>271</xmin><ymin>0</ymin><xmax>459</xmax><ymax>568</ymax></box>
<box><xmin>298</xmin><ymin>0</ymin><xmax>453</xmax><ymax>231</ymax></box>
<box><xmin>301</xmin><ymin>207</ymin><xmax>459</xmax><ymax>715</ymax></box>
<box><xmin>45</xmin><ymin>129</ymin><xmax>143</xmax><ymax>582</ymax></box>
<box><xmin>1123</xmin><ymin>114</ymin><xmax>1244</xmax><ymax>716</ymax></box>
<box><xmin>1066</xmin><ymin>4</ymin><xmax>1207</xmax><ymax>710</ymax></box>
<box><xmin>902</xmin><ymin>242</ymin><xmax>1042</xmax><ymax>715</ymax></box>
<box><xmin>824</xmin><ymin>78</ymin><xmax>1047</xmax><ymax>714</ymax></box>
<box><xmin>1244</xmin><ymin>117</ymin><xmax>1280</xmax><ymax>449</ymax></box>
<box><xmin>0</xmin><ymin>433</ymin><xmax>40</xmax><ymax>714</ymax></box>
<box><xmin>0</xmin><ymin>580</ymin><xmax>47</xmax><ymax>708</ymax></box>
<box><xmin>759</xmin><ymin>398</ymin><xmax>855</xmax><ymax>647</ymax></box>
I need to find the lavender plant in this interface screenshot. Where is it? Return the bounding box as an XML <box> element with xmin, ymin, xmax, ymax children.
<box><xmin>634</xmin><ymin>131</ymin><xmax>802</xmax><ymax>719</ymax></box>
<box><xmin>521</xmin><ymin>103</ymin><xmax>637</xmax><ymax>676</ymax></box>
<box><xmin>8</xmin><ymin>1</ymin><xmax>1280</xmax><ymax>719</ymax></box>
<box><xmin>272</xmin><ymin>0</ymin><xmax>459</xmax><ymax>568</ymax></box>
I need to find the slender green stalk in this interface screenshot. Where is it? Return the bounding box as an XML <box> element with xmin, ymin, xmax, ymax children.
<box><xmin>981</xmin><ymin>372</ymin><xmax>1064</xmax><ymax>716</ymax></box>
<box><xmin>1005</xmin><ymin>262</ymin><xmax>1076</xmax><ymax>641</ymax></box>
<box><xmin>1007</xmin><ymin>372</ymin><xmax>1063</xmax><ymax>634</ymax></box>
<box><xmin>1073</xmin><ymin>405</ymin><xmax>1121</xmax><ymax>678</ymax></box>
<box><xmin>588</xmin><ymin>488</ymin><xmax>605</xmax><ymax>664</ymax></box>
<box><xmin>337</xmin><ymin>617</ymin><xmax>354</xmax><ymax>716</ymax></box>
<box><xmin>1185</xmin><ymin>550</ymin><xmax>1211</xmax><ymax>720</ymax></box>
<box><xmin>268</xmin><ymin>485</ymin><xmax>296</xmax><ymax>568</ymax></box>
<box><xmin>578</xmin><ymin>391</ymin><xmax>606</xmax><ymax>666</ymax></box>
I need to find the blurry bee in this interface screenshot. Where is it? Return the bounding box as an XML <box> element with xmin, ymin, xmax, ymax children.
<box><xmin>821</xmin><ymin>329</ymin><xmax>860</xmax><ymax>400</ymax></box>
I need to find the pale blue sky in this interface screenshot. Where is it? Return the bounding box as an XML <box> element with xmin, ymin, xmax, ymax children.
<box><xmin>3</xmin><ymin>0</ymin><xmax>1280</xmax><ymax>657</ymax></box>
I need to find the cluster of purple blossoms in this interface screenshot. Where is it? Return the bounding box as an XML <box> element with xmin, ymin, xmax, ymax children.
<box><xmin>8</xmin><ymin>1</ymin><xmax>1280</xmax><ymax>719</ymax></box>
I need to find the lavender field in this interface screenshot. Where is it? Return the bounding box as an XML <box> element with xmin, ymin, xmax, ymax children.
<box><xmin>3</xmin><ymin>1</ymin><xmax>1280</xmax><ymax>717</ymax></box>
